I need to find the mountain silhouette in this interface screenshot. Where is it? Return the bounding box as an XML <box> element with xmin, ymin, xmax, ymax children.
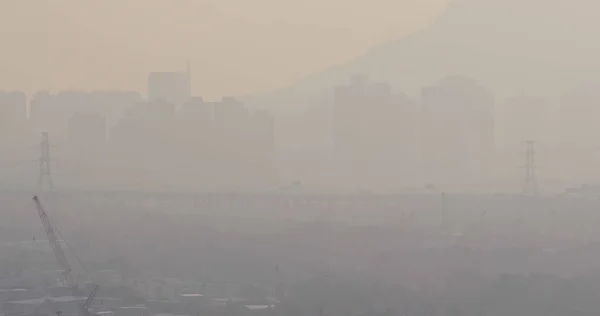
<box><xmin>251</xmin><ymin>0</ymin><xmax>600</xmax><ymax>111</ymax></box>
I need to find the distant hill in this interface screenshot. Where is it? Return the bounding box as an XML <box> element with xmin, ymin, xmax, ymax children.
<box><xmin>248</xmin><ymin>0</ymin><xmax>600</xmax><ymax>112</ymax></box>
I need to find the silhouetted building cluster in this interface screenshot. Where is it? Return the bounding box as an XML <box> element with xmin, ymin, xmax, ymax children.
<box><xmin>334</xmin><ymin>75</ymin><xmax>417</xmax><ymax>190</ymax></box>
<box><xmin>555</xmin><ymin>90</ymin><xmax>600</xmax><ymax>148</ymax></box>
<box><xmin>420</xmin><ymin>76</ymin><xmax>494</xmax><ymax>190</ymax></box>
<box><xmin>332</xmin><ymin>75</ymin><xmax>494</xmax><ymax>191</ymax></box>
<box><xmin>110</xmin><ymin>96</ymin><xmax>275</xmax><ymax>190</ymax></box>
<box><xmin>68</xmin><ymin>112</ymin><xmax>108</xmax><ymax>152</ymax></box>
<box><xmin>499</xmin><ymin>93</ymin><xmax>546</xmax><ymax>148</ymax></box>
<box><xmin>147</xmin><ymin>63</ymin><xmax>191</xmax><ymax>108</ymax></box>
<box><xmin>0</xmin><ymin>91</ymin><xmax>27</xmax><ymax>148</ymax></box>
<box><xmin>7</xmin><ymin>69</ymin><xmax>600</xmax><ymax>193</ymax></box>
<box><xmin>0</xmin><ymin>68</ymin><xmax>275</xmax><ymax>190</ymax></box>
<box><xmin>30</xmin><ymin>90</ymin><xmax>141</xmax><ymax>143</ymax></box>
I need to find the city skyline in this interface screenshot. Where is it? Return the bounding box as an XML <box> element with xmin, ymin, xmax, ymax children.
<box><xmin>1</xmin><ymin>71</ymin><xmax>600</xmax><ymax>194</ymax></box>
<box><xmin>3</xmin><ymin>0</ymin><xmax>600</xmax><ymax>194</ymax></box>
<box><xmin>2</xmin><ymin>3</ymin><xmax>600</xmax><ymax>316</ymax></box>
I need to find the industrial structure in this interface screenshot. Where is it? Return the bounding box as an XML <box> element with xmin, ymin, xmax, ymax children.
<box><xmin>33</xmin><ymin>196</ymin><xmax>98</xmax><ymax>316</ymax></box>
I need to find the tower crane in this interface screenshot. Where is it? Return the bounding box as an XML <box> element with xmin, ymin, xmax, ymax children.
<box><xmin>33</xmin><ymin>196</ymin><xmax>98</xmax><ymax>316</ymax></box>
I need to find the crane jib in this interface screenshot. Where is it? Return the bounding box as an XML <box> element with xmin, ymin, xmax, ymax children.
<box><xmin>32</xmin><ymin>196</ymin><xmax>98</xmax><ymax>316</ymax></box>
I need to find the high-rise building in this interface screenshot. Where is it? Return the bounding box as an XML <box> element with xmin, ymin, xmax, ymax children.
<box><xmin>68</xmin><ymin>112</ymin><xmax>107</xmax><ymax>149</ymax></box>
<box><xmin>0</xmin><ymin>91</ymin><xmax>27</xmax><ymax>146</ymax></box>
<box><xmin>147</xmin><ymin>63</ymin><xmax>191</xmax><ymax>108</ymax></box>
<box><xmin>333</xmin><ymin>75</ymin><xmax>417</xmax><ymax>191</ymax></box>
<box><xmin>173</xmin><ymin>97</ymin><xmax>216</xmax><ymax>188</ymax></box>
<box><xmin>247</xmin><ymin>109</ymin><xmax>276</xmax><ymax>187</ymax></box>
<box><xmin>500</xmin><ymin>93</ymin><xmax>546</xmax><ymax>148</ymax></box>
<box><xmin>212</xmin><ymin>97</ymin><xmax>249</xmax><ymax>167</ymax></box>
<box><xmin>63</xmin><ymin>112</ymin><xmax>109</xmax><ymax>187</ymax></box>
<box><xmin>87</xmin><ymin>91</ymin><xmax>142</xmax><ymax>128</ymax></box>
<box><xmin>30</xmin><ymin>91</ymin><xmax>84</xmax><ymax>143</ymax></box>
<box><xmin>106</xmin><ymin>93</ymin><xmax>275</xmax><ymax>190</ymax></box>
<box><xmin>555</xmin><ymin>90</ymin><xmax>600</xmax><ymax>148</ymax></box>
<box><xmin>108</xmin><ymin>99</ymin><xmax>177</xmax><ymax>189</ymax></box>
<box><xmin>30</xmin><ymin>91</ymin><xmax>140</xmax><ymax>144</ymax></box>
<box><xmin>420</xmin><ymin>75</ymin><xmax>494</xmax><ymax>191</ymax></box>
<box><xmin>0</xmin><ymin>91</ymin><xmax>26</xmax><ymax>122</ymax></box>
<box><xmin>110</xmin><ymin>99</ymin><xmax>175</xmax><ymax>153</ymax></box>
<box><xmin>177</xmin><ymin>96</ymin><xmax>213</xmax><ymax>146</ymax></box>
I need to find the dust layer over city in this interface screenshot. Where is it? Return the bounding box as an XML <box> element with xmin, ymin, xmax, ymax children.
<box><xmin>2</xmin><ymin>1</ymin><xmax>600</xmax><ymax>316</ymax></box>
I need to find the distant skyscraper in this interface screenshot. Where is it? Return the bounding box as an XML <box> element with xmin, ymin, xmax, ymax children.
<box><xmin>30</xmin><ymin>91</ymin><xmax>86</xmax><ymax>142</ymax></box>
<box><xmin>333</xmin><ymin>75</ymin><xmax>418</xmax><ymax>191</ymax></box>
<box><xmin>248</xmin><ymin>109</ymin><xmax>276</xmax><ymax>187</ymax></box>
<box><xmin>87</xmin><ymin>91</ymin><xmax>142</xmax><ymax>128</ymax></box>
<box><xmin>175</xmin><ymin>96</ymin><xmax>215</xmax><ymax>187</ymax></box>
<box><xmin>420</xmin><ymin>76</ymin><xmax>494</xmax><ymax>191</ymax></box>
<box><xmin>68</xmin><ymin>112</ymin><xmax>107</xmax><ymax>149</ymax></box>
<box><xmin>211</xmin><ymin>97</ymin><xmax>275</xmax><ymax>189</ymax></box>
<box><xmin>147</xmin><ymin>63</ymin><xmax>191</xmax><ymax>108</ymax></box>
<box><xmin>500</xmin><ymin>93</ymin><xmax>546</xmax><ymax>148</ymax></box>
<box><xmin>0</xmin><ymin>91</ymin><xmax>26</xmax><ymax>122</ymax></box>
<box><xmin>178</xmin><ymin>97</ymin><xmax>213</xmax><ymax>138</ymax></box>
<box><xmin>0</xmin><ymin>91</ymin><xmax>27</xmax><ymax>147</ymax></box>
<box><xmin>555</xmin><ymin>90</ymin><xmax>600</xmax><ymax>148</ymax></box>
<box><xmin>110</xmin><ymin>99</ymin><xmax>175</xmax><ymax>153</ymax></box>
<box><xmin>30</xmin><ymin>90</ymin><xmax>140</xmax><ymax>144</ymax></box>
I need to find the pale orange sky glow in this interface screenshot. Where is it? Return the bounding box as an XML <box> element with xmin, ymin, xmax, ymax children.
<box><xmin>0</xmin><ymin>0</ymin><xmax>444</xmax><ymax>98</ymax></box>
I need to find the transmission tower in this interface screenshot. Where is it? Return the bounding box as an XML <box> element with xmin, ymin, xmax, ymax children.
<box><xmin>37</xmin><ymin>132</ymin><xmax>55</xmax><ymax>192</ymax></box>
<box><xmin>522</xmin><ymin>140</ymin><xmax>538</xmax><ymax>196</ymax></box>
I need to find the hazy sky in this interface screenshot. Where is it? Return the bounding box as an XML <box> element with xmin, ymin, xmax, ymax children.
<box><xmin>0</xmin><ymin>0</ymin><xmax>444</xmax><ymax>99</ymax></box>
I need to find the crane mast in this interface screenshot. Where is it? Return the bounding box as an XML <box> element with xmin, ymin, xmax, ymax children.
<box><xmin>33</xmin><ymin>196</ymin><xmax>95</xmax><ymax>316</ymax></box>
<box><xmin>33</xmin><ymin>196</ymin><xmax>76</xmax><ymax>289</ymax></box>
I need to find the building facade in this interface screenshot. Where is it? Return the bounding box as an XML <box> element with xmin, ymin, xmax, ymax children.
<box><xmin>420</xmin><ymin>75</ymin><xmax>494</xmax><ymax>191</ymax></box>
